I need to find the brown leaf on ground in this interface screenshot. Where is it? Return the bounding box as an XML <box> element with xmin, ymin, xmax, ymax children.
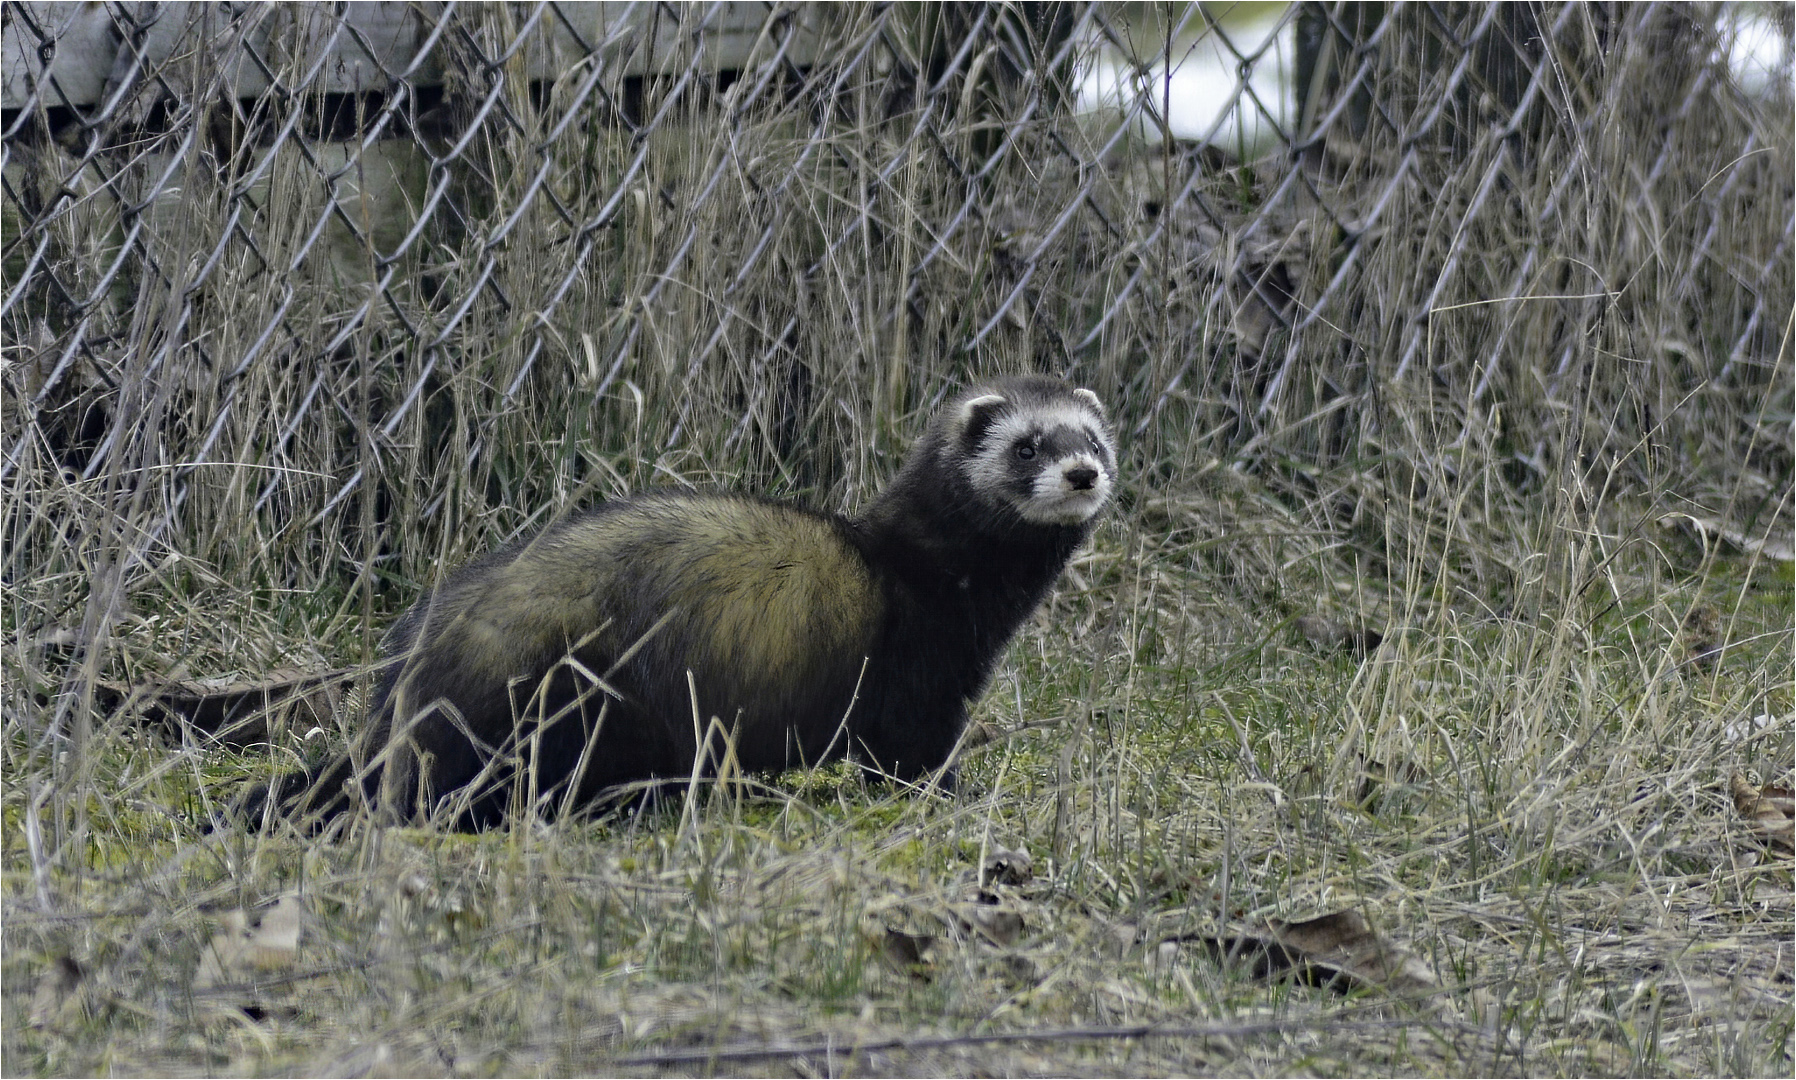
<box><xmin>1729</xmin><ymin>774</ymin><xmax>1795</xmax><ymax>854</ymax></box>
<box><xmin>95</xmin><ymin>668</ymin><xmax>349</xmax><ymax>745</ymax></box>
<box><xmin>1181</xmin><ymin>909</ymin><xmax>1437</xmax><ymax>994</ymax></box>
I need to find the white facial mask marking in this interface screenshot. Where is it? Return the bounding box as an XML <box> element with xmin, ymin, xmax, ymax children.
<box><xmin>955</xmin><ymin>394</ymin><xmax>1115</xmax><ymax>526</ymax></box>
<box><xmin>1016</xmin><ymin>451</ymin><xmax>1113</xmax><ymax>525</ymax></box>
<box><xmin>963</xmin><ymin>404</ymin><xmax>1110</xmax><ymax>481</ymax></box>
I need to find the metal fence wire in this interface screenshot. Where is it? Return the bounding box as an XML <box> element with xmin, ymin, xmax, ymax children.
<box><xmin>3</xmin><ymin>3</ymin><xmax>1792</xmax><ymax>633</ymax></box>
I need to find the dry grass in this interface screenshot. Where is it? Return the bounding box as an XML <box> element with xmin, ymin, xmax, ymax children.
<box><xmin>4</xmin><ymin>5</ymin><xmax>1792</xmax><ymax>1076</ymax></box>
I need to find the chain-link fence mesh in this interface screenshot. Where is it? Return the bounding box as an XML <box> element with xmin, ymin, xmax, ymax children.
<box><xmin>5</xmin><ymin>3</ymin><xmax>1792</xmax><ymax>693</ymax></box>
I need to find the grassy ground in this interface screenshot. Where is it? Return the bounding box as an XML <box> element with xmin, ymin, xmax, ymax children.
<box><xmin>5</xmin><ymin>474</ymin><xmax>1790</xmax><ymax>1077</ymax></box>
<box><xmin>4</xmin><ymin>7</ymin><xmax>1791</xmax><ymax>1076</ymax></box>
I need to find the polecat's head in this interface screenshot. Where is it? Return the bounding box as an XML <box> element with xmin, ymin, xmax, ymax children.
<box><xmin>948</xmin><ymin>376</ymin><xmax>1117</xmax><ymax>528</ymax></box>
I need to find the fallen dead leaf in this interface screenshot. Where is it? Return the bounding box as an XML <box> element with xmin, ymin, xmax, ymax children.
<box><xmin>1729</xmin><ymin>774</ymin><xmax>1795</xmax><ymax>854</ymax></box>
<box><xmin>1178</xmin><ymin>908</ymin><xmax>1437</xmax><ymax>994</ymax></box>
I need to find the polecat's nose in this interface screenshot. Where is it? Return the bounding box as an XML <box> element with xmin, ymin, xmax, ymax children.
<box><xmin>1065</xmin><ymin>465</ymin><xmax>1098</xmax><ymax>490</ymax></box>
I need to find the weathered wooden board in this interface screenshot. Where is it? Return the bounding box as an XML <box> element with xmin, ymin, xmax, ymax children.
<box><xmin>3</xmin><ymin>3</ymin><xmax>820</xmax><ymax>110</ymax></box>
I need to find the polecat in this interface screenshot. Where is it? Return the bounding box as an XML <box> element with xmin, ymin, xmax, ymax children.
<box><xmin>242</xmin><ymin>375</ymin><xmax>1115</xmax><ymax>829</ymax></box>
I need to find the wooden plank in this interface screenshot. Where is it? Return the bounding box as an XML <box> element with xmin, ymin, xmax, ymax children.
<box><xmin>518</xmin><ymin>4</ymin><xmax>822</xmax><ymax>81</ymax></box>
<box><xmin>3</xmin><ymin>2</ymin><xmax>821</xmax><ymax>111</ymax></box>
<box><xmin>3</xmin><ymin>2</ymin><xmax>119</xmax><ymax>110</ymax></box>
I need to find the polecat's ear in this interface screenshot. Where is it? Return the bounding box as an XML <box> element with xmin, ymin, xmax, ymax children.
<box><xmin>1073</xmin><ymin>387</ymin><xmax>1106</xmax><ymax>417</ymax></box>
<box><xmin>955</xmin><ymin>392</ymin><xmax>1008</xmax><ymax>432</ymax></box>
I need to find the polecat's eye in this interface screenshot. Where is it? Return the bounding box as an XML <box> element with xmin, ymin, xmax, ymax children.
<box><xmin>1015</xmin><ymin>444</ymin><xmax>1036</xmax><ymax>460</ymax></box>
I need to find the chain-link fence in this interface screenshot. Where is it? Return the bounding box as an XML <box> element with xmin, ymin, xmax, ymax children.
<box><xmin>5</xmin><ymin>3</ymin><xmax>1792</xmax><ymax>675</ymax></box>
